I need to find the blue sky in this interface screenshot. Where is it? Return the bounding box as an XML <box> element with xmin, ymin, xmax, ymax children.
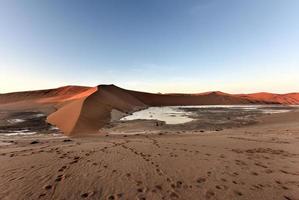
<box><xmin>0</xmin><ymin>0</ymin><xmax>298</xmax><ymax>93</ymax></box>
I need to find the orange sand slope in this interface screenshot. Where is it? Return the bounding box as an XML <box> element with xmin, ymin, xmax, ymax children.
<box><xmin>0</xmin><ymin>85</ymin><xmax>96</xmax><ymax>105</ymax></box>
<box><xmin>0</xmin><ymin>86</ymin><xmax>97</xmax><ymax>112</ymax></box>
<box><xmin>237</xmin><ymin>92</ymin><xmax>299</xmax><ymax>105</ymax></box>
<box><xmin>1</xmin><ymin>84</ymin><xmax>299</xmax><ymax>135</ymax></box>
<box><xmin>47</xmin><ymin>85</ymin><xmax>146</xmax><ymax>135</ymax></box>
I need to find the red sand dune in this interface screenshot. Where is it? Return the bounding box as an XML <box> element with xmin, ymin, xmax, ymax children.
<box><xmin>1</xmin><ymin>84</ymin><xmax>299</xmax><ymax>135</ymax></box>
<box><xmin>47</xmin><ymin>85</ymin><xmax>146</xmax><ymax>135</ymax></box>
<box><xmin>0</xmin><ymin>86</ymin><xmax>95</xmax><ymax>104</ymax></box>
<box><xmin>236</xmin><ymin>92</ymin><xmax>299</xmax><ymax>105</ymax></box>
<box><xmin>0</xmin><ymin>86</ymin><xmax>97</xmax><ymax>112</ymax></box>
<box><xmin>125</xmin><ymin>90</ymin><xmax>274</xmax><ymax>106</ymax></box>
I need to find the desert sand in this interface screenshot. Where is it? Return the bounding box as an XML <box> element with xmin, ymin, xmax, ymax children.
<box><xmin>0</xmin><ymin>109</ymin><xmax>299</xmax><ymax>200</ymax></box>
<box><xmin>1</xmin><ymin>85</ymin><xmax>299</xmax><ymax>200</ymax></box>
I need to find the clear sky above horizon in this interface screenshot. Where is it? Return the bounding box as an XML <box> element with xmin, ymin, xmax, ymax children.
<box><xmin>0</xmin><ymin>0</ymin><xmax>299</xmax><ymax>94</ymax></box>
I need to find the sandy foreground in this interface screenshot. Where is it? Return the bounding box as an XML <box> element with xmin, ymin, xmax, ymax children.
<box><xmin>1</xmin><ymin>111</ymin><xmax>299</xmax><ymax>200</ymax></box>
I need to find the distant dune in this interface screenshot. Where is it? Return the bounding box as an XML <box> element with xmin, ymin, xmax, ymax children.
<box><xmin>125</xmin><ymin>90</ymin><xmax>273</xmax><ymax>106</ymax></box>
<box><xmin>1</xmin><ymin>84</ymin><xmax>299</xmax><ymax>135</ymax></box>
<box><xmin>237</xmin><ymin>92</ymin><xmax>299</xmax><ymax>105</ymax></box>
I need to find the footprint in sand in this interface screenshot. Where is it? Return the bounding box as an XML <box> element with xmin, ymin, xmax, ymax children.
<box><xmin>39</xmin><ymin>193</ymin><xmax>46</xmax><ymax>198</ymax></box>
<box><xmin>176</xmin><ymin>181</ymin><xmax>183</xmax><ymax>188</ymax></box>
<box><xmin>284</xmin><ymin>195</ymin><xmax>295</xmax><ymax>200</ymax></box>
<box><xmin>251</xmin><ymin>171</ymin><xmax>259</xmax><ymax>176</ymax></box>
<box><xmin>155</xmin><ymin>185</ymin><xmax>163</xmax><ymax>191</ymax></box>
<box><xmin>221</xmin><ymin>178</ymin><xmax>227</xmax><ymax>182</ymax></box>
<box><xmin>43</xmin><ymin>185</ymin><xmax>52</xmax><ymax>190</ymax></box>
<box><xmin>197</xmin><ymin>177</ymin><xmax>206</xmax><ymax>184</ymax></box>
<box><xmin>215</xmin><ymin>185</ymin><xmax>227</xmax><ymax>190</ymax></box>
<box><xmin>233</xmin><ymin>190</ymin><xmax>243</xmax><ymax>196</ymax></box>
<box><xmin>135</xmin><ymin>180</ymin><xmax>143</xmax><ymax>186</ymax></box>
<box><xmin>137</xmin><ymin>188</ymin><xmax>144</xmax><ymax>193</ymax></box>
<box><xmin>169</xmin><ymin>192</ymin><xmax>179</xmax><ymax>199</ymax></box>
<box><xmin>55</xmin><ymin>174</ymin><xmax>63</xmax><ymax>182</ymax></box>
<box><xmin>116</xmin><ymin>193</ymin><xmax>123</xmax><ymax>198</ymax></box>
<box><xmin>205</xmin><ymin>190</ymin><xmax>215</xmax><ymax>199</ymax></box>
<box><xmin>81</xmin><ymin>193</ymin><xmax>89</xmax><ymax>198</ymax></box>
<box><xmin>281</xmin><ymin>185</ymin><xmax>289</xmax><ymax>190</ymax></box>
<box><xmin>58</xmin><ymin>166</ymin><xmax>67</xmax><ymax>172</ymax></box>
<box><xmin>63</xmin><ymin>139</ymin><xmax>72</xmax><ymax>142</ymax></box>
<box><xmin>107</xmin><ymin>195</ymin><xmax>115</xmax><ymax>200</ymax></box>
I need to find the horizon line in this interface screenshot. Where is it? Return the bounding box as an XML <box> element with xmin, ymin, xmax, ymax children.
<box><xmin>1</xmin><ymin>84</ymin><xmax>298</xmax><ymax>96</ymax></box>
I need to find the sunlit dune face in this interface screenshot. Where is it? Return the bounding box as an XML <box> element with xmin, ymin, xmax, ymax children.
<box><xmin>64</xmin><ymin>87</ymin><xmax>98</xmax><ymax>100</ymax></box>
<box><xmin>36</xmin><ymin>87</ymin><xmax>98</xmax><ymax>103</ymax></box>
